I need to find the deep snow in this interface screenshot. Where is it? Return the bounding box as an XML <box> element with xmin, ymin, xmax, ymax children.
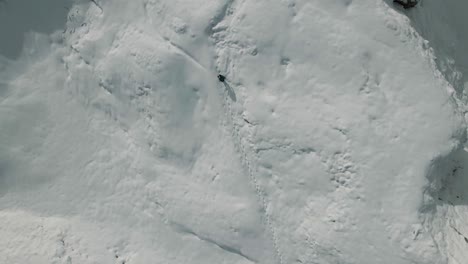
<box><xmin>0</xmin><ymin>0</ymin><xmax>468</xmax><ymax>263</ymax></box>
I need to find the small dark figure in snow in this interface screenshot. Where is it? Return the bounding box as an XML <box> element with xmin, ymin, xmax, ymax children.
<box><xmin>393</xmin><ymin>0</ymin><xmax>418</xmax><ymax>9</ymax></box>
<box><xmin>218</xmin><ymin>74</ymin><xmax>226</xmax><ymax>83</ymax></box>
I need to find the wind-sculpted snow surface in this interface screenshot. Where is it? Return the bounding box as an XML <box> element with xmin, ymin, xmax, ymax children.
<box><xmin>390</xmin><ymin>1</ymin><xmax>468</xmax><ymax>263</ymax></box>
<box><xmin>0</xmin><ymin>0</ymin><xmax>467</xmax><ymax>263</ymax></box>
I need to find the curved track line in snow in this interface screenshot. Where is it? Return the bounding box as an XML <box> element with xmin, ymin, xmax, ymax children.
<box><xmin>163</xmin><ymin>36</ymin><xmax>209</xmax><ymax>72</ymax></box>
<box><xmin>218</xmin><ymin>82</ymin><xmax>285</xmax><ymax>264</ymax></box>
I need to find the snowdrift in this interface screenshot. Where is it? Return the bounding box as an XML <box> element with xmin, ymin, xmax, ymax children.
<box><xmin>392</xmin><ymin>1</ymin><xmax>468</xmax><ymax>263</ymax></box>
<box><xmin>0</xmin><ymin>0</ymin><xmax>467</xmax><ymax>263</ymax></box>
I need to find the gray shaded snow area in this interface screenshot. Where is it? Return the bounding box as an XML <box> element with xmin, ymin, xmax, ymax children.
<box><xmin>0</xmin><ymin>0</ymin><xmax>72</xmax><ymax>59</ymax></box>
<box><xmin>0</xmin><ymin>0</ymin><xmax>468</xmax><ymax>263</ymax></box>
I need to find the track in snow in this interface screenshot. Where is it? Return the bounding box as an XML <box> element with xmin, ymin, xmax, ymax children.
<box><xmin>155</xmin><ymin>0</ymin><xmax>286</xmax><ymax>260</ymax></box>
<box><xmin>218</xmin><ymin>81</ymin><xmax>285</xmax><ymax>264</ymax></box>
<box><xmin>208</xmin><ymin>0</ymin><xmax>285</xmax><ymax>262</ymax></box>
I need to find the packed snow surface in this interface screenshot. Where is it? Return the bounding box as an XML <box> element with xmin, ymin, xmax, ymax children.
<box><xmin>1</xmin><ymin>0</ymin><xmax>468</xmax><ymax>263</ymax></box>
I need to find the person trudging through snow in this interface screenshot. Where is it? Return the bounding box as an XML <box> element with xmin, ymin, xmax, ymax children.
<box><xmin>218</xmin><ymin>74</ymin><xmax>226</xmax><ymax>83</ymax></box>
<box><xmin>393</xmin><ymin>0</ymin><xmax>418</xmax><ymax>9</ymax></box>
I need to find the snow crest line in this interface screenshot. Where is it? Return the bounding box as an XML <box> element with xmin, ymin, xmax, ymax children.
<box><xmin>219</xmin><ymin>84</ymin><xmax>285</xmax><ymax>264</ymax></box>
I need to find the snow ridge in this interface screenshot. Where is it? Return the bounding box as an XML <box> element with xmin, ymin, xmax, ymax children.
<box><xmin>219</xmin><ymin>83</ymin><xmax>285</xmax><ymax>264</ymax></box>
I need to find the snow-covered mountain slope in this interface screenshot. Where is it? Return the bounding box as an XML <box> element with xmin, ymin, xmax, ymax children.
<box><xmin>0</xmin><ymin>0</ymin><xmax>467</xmax><ymax>263</ymax></box>
<box><xmin>396</xmin><ymin>1</ymin><xmax>468</xmax><ymax>264</ymax></box>
<box><xmin>406</xmin><ymin>0</ymin><xmax>468</xmax><ymax>94</ymax></box>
